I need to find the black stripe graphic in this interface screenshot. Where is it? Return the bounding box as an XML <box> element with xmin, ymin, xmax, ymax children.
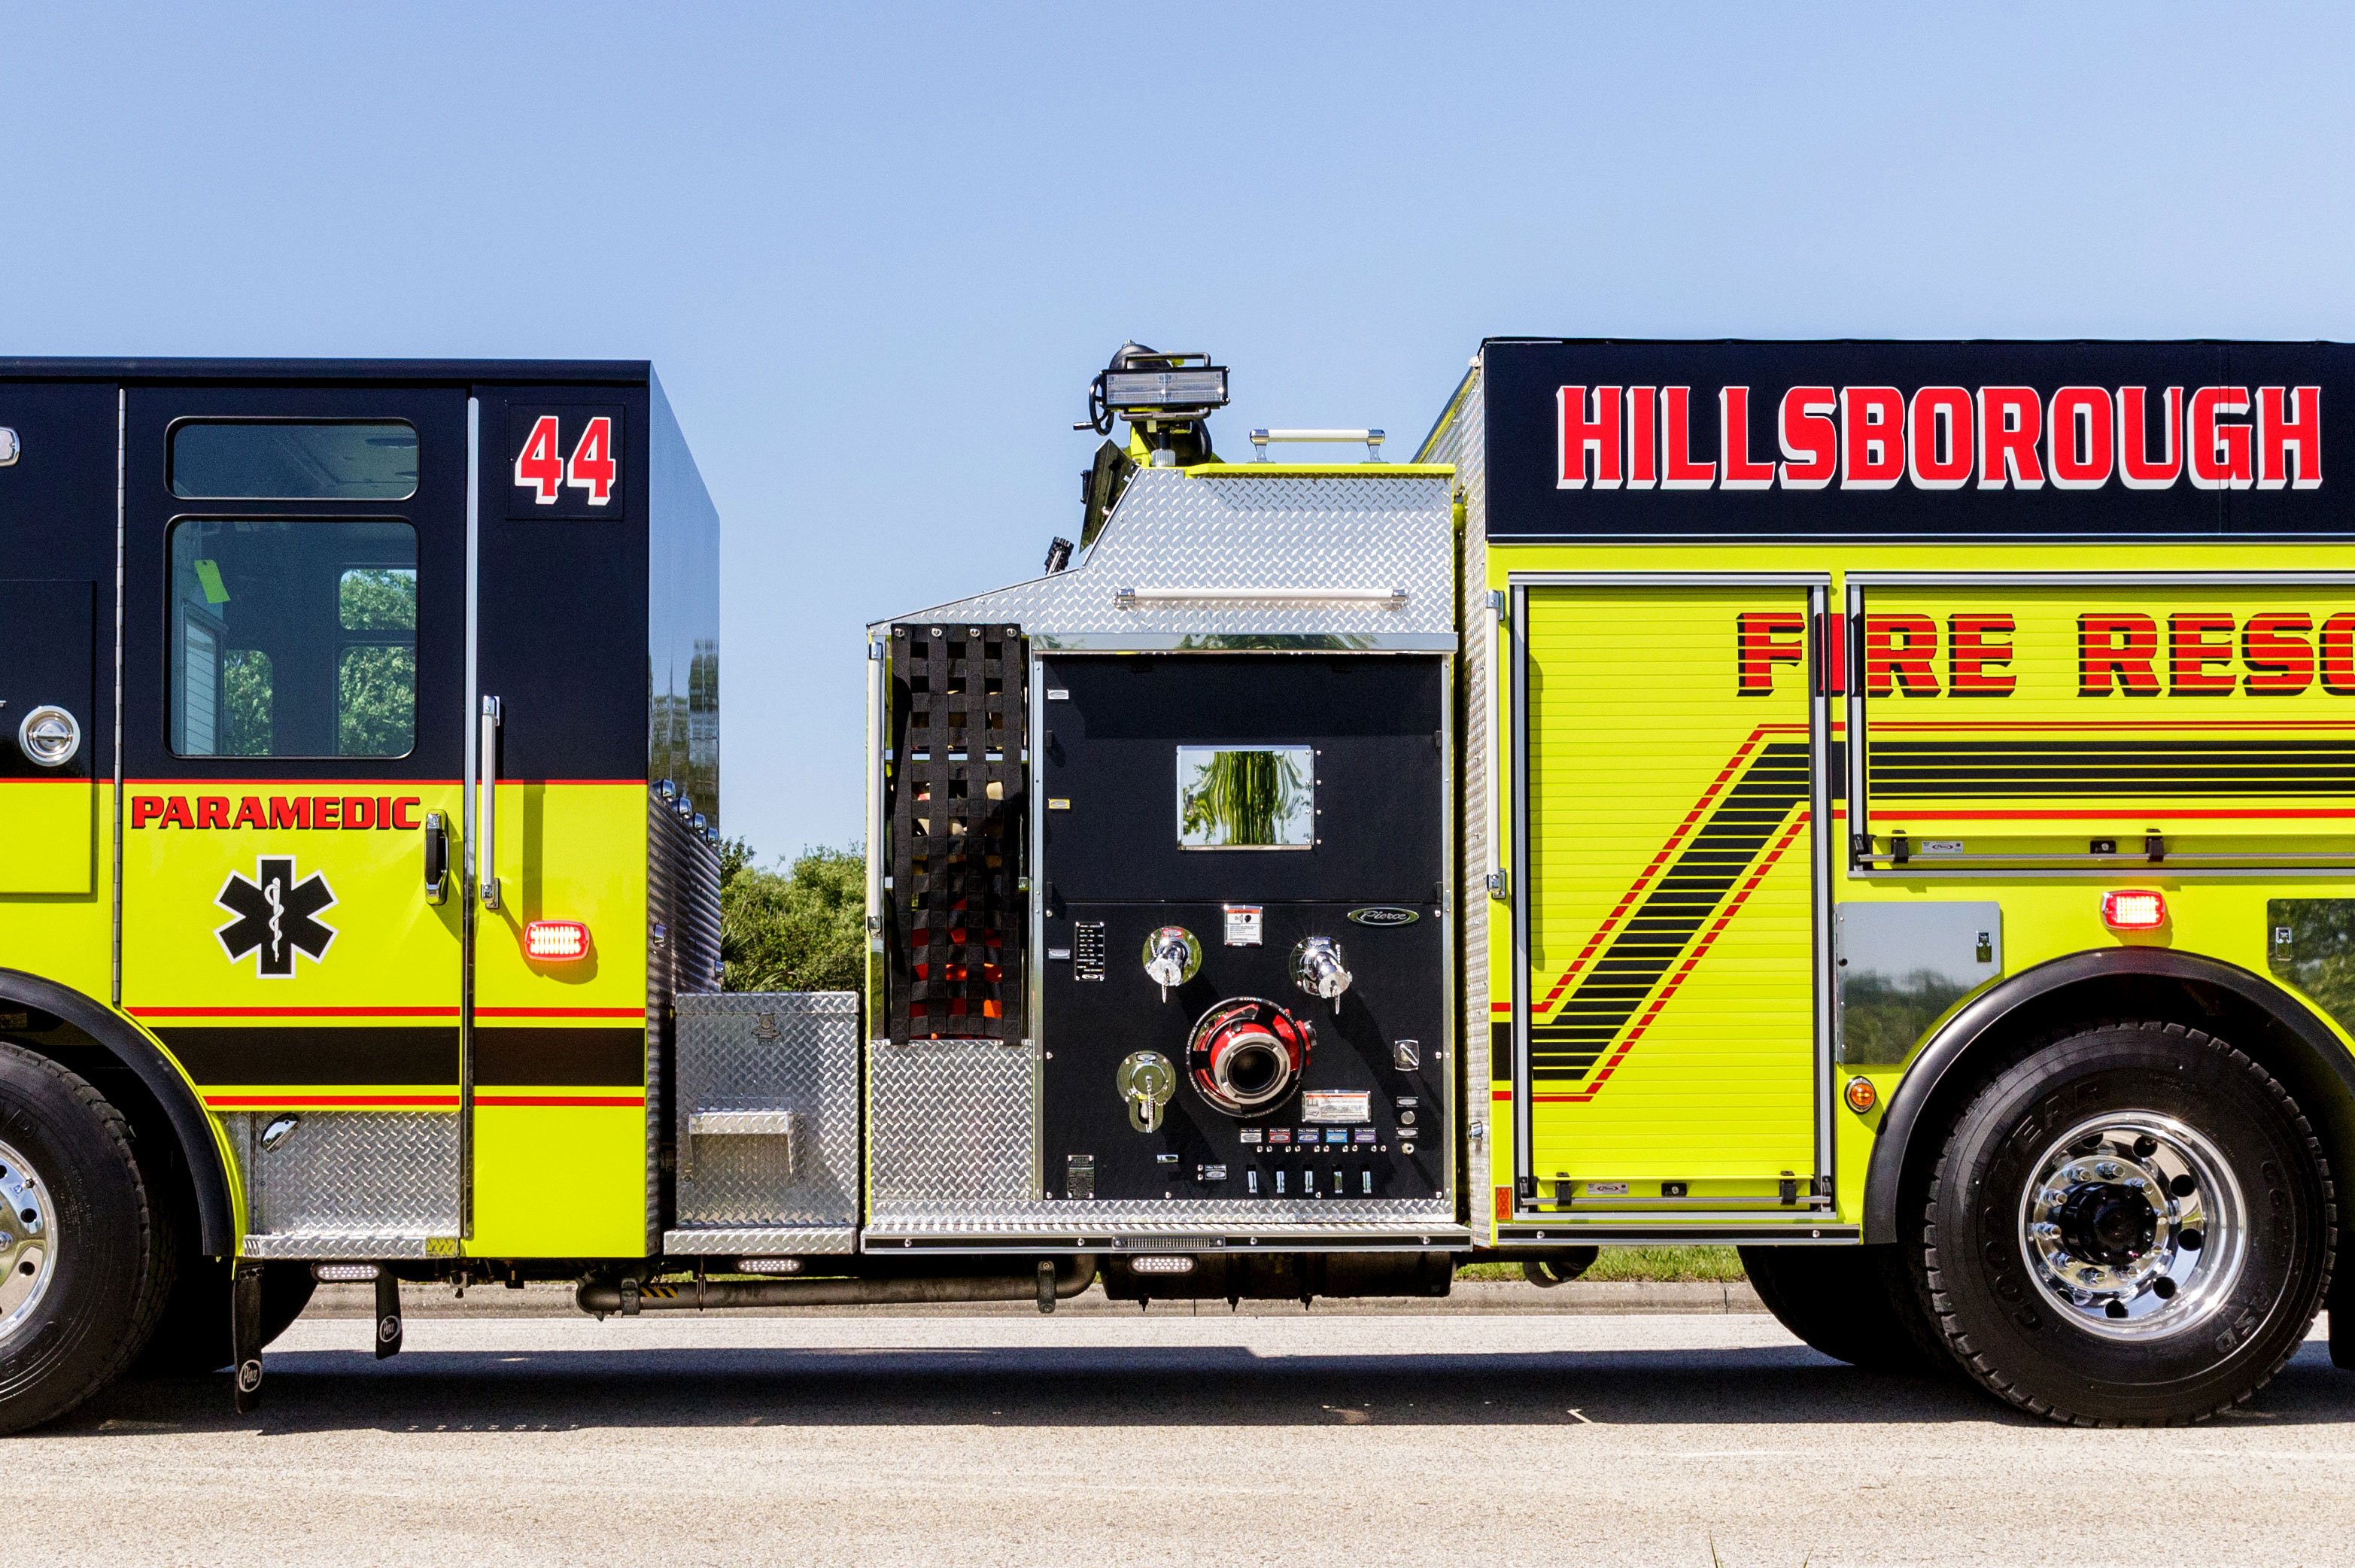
<box><xmin>160</xmin><ymin>1026</ymin><xmax>459</xmax><ymax>1086</ymax></box>
<box><xmin>1532</xmin><ymin>740</ymin><xmax>1810</xmax><ymax>1083</ymax></box>
<box><xmin>1871</xmin><ymin>737</ymin><xmax>2355</xmax><ymax>798</ymax></box>
<box><xmin>473</xmin><ymin>1026</ymin><xmax>645</xmax><ymax>1088</ymax></box>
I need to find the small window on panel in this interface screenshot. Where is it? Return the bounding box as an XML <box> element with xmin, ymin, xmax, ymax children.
<box><xmin>170</xmin><ymin>421</ymin><xmax>418</xmax><ymax>500</ymax></box>
<box><xmin>169</xmin><ymin>520</ymin><xmax>418</xmax><ymax>758</ymax></box>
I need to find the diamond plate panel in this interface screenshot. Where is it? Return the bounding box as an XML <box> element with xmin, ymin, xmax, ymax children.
<box><xmin>649</xmin><ymin>789</ymin><xmax>725</xmax><ymax>1248</ymax></box>
<box><xmin>661</xmin><ymin>1226</ymin><xmax>858</xmax><ymax>1256</ymax></box>
<box><xmin>868</xmin><ymin>1037</ymin><xmax>1037</xmax><ymax>1206</ymax></box>
<box><xmin>871</xmin><ymin>469</ymin><xmax>1456</xmax><ymax>644</ymax></box>
<box><xmin>673</xmin><ymin>992</ymin><xmax>859</xmax><ymax>1232</ymax></box>
<box><xmin>242</xmin><ymin>1232</ymin><xmax>459</xmax><ymax>1260</ymax></box>
<box><xmin>222</xmin><ymin>1111</ymin><xmax>459</xmax><ymax>1243</ymax></box>
<box><xmin>861</xmin><ymin>1196</ymin><xmax>1457</xmax><ymax>1239</ymax></box>
<box><xmin>1426</xmin><ymin>367</ymin><xmax>1495</xmax><ymax>1243</ymax></box>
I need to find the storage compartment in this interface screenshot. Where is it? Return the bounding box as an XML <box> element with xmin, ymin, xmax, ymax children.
<box><xmin>664</xmin><ymin>991</ymin><xmax>859</xmax><ymax>1256</ymax></box>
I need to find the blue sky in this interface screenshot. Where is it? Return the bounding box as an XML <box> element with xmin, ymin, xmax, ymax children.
<box><xmin>7</xmin><ymin>4</ymin><xmax>2354</xmax><ymax>855</ymax></box>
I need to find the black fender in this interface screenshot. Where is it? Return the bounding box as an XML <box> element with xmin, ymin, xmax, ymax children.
<box><xmin>0</xmin><ymin>968</ymin><xmax>235</xmax><ymax>1254</ymax></box>
<box><xmin>1862</xmin><ymin>947</ymin><xmax>2355</xmax><ymax>1244</ymax></box>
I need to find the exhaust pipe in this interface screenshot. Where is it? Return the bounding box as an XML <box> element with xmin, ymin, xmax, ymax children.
<box><xmin>577</xmin><ymin>1255</ymin><xmax>1098</xmax><ymax>1317</ymax></box>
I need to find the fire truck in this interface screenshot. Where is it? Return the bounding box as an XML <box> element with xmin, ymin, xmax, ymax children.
<box><xmin>0</xmin><ymin>343</ymin><xmax>2351</xmax><ymax>1433</ymax></box>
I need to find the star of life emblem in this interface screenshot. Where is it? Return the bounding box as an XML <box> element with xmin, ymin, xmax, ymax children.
<box><xmin>214</xmin><ymin>857</ymin><xmax>338</xmax><ymax>977</ymax></box>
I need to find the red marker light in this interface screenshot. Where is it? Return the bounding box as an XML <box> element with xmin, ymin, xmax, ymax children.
<box><xmin>524</xmin><ymin>920</ymin><xmax>591</xmax><ymax>961</ymax></box>
<box><xmin>2100</xmin><ymin>890</ymin><xmax>2168</xmax><ymax>932</ymax></box>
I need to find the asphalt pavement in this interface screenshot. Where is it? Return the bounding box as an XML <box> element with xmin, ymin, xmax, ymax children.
<box><xmin>17</xmin><ymin>1291</ymin><xmax>2352</xmax><ymax>1567</ymax></box>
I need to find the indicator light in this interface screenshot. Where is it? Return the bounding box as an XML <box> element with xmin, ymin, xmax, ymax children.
<box><xmin>524</xmin><ymin>919</ymin><xmax>591</xmax><ymax>961</ymax></box>
<box><xmin>734</xmin><ymin>1257</ymin><xmax>804</xmax><ymax>1275</ymax></box>
<box><xmin>1843</xmin><ymin>1075</ymin><xmax>1878</xmax><ymax>1115</ymax></box>
<box><xmin>2100</xmin><ymin>889</ymin><xmax>2168</xmax><ymax>931</ymax></box>
<box><xmin>311</xmin><ymin>1263</ymin><xmax>381</xmax><ymax>1282</ymax></box>
<box><xmin>1128</xmin><ymin>1254</ymin><xmax>1196</xmax><ymax>1275</ymax></box>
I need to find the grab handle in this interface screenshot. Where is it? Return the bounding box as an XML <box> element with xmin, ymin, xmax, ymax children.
<box><xmin>477</xmin><ymin>696</ymin><xmax>502</xmax><ymax>910</ymax></box>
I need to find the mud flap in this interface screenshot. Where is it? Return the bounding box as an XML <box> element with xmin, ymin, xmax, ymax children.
<box><xmin>231</xmin><ymin>1261</ymin><xmax>266</xmax><ymax>1414</ymax></box>
<box><xmin>375</xmin><ymin>1272</ymin><xmax>404</xmax><ymax>1360</ymax></box>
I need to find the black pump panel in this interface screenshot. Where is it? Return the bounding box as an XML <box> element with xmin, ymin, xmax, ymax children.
<box><xmin>1035</xmin><ymin>652</ymin><xmax>1449</xmax><ymax>1207</ymax></box>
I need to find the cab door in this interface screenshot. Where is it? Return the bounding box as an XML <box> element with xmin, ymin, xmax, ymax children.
<box><xmin>120</xmin><ymin>387</ymin><xmax>469</xmax><ymax>1256</ymax></box>
<box><xmin>1510</xmin><ymin>575</ymin><xmax>1831</xmax><ymax>1222</ymax></box>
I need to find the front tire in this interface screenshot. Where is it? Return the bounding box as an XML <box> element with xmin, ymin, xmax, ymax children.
<box><xmin>1916</xmin><ymin>1020</ymin><xmax>2334</xmax><ymax>1425</ymax></box>
<box><xmin>0</xmin><ymin>1042</ymin><xmax>171</xmax><ymax>1433</ymax></box>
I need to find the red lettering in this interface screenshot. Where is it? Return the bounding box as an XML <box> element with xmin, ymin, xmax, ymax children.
<box><xmin>391</xmin><ymin>796</ymin><xmax>422</xmax><ymax>830</ymax></box>
<box><xmin>2116</xmin><ymin>386</ymin><xmax>2183</xmax><ymax>488</ymax></box>
<box><xmin>1864</xmin><ymin>614</ymin><xmax>1939</xmax><ymax>695</ymax></box>
<box><xmin>2168</xmin><ymin>613</ymin><xmax>2238</xmax><ymax>693</ymax></box>
<box><xmin>196</xmin><ymin>796</ymin><xmax>230</xmax><ymax>830</ymax></box>
<box><xmin>2047</xmin><ymin>387</ymin><xmax>2115</xmax><ymax>489</ymax></box>
<box><xmin>514</xmin><ymin>414</ymin><xmax>564</xmax><ymax>504</ymax></box>
<box><xmin>1556</xmin><ymin>384</ymin><xmax>1623</xmax><ymax>489</ymax></box>
<box><xmin>1840</xmin><ymin>387</ymin><xmax>1904</xmax><ymax>489</ymax></box>
<box><xmin>2188</xmin><ymin>386</ymin><xmax>2253</xmax><ymax>490</ymax></box>
<box><xmin>565</xmin><ymin>415</ymin><xmax>618</xmax><ymax>506</ymax></box>
<box><xmin>1718</xmin><ymin>386</ymin><xmax>1774</xmax><ymax>490</ymax></box>
<box><xmin>377</xmin><ymin>795</ymin><xmax>393</xmax><ymax>830</ymax></box>
<box><xmin>2080</xmin><ymin>614</ymin><xmax>2160</xmax><ymax>694</ymax></box>
<box><xmin>1907</xmin><ymin>387</ymin><xmax>1974</xmax><ymax>489</ymax></box>
<box><xmin>232</xmin><ymin>795</ymin><xmax>266</xmax><ymax>828</ymax></box>
<box><xmin>269</xmin><ymin>796</ymin><xmax>311</xmax><ymax>829</ymax></box>
<box><xmin>1777</xmin><ymin>387</ymin><xmax>1836</xmax><ymax>489</ymax></box>
<box><xmin>1737</xmin><ymin>611</ymin><xmax>1807</xmax><ymax>695</ymax></box>
<box><xmin>160</xmin><ymin>795</ymin><xmax>193</xmax><ymax>829</ymax></box>
<box><xmin>1977</xmin><ymin>387</ymin><xmax>2045</xmax><ymax>488</ymax></box>
<box><xmin>1624</xmin><ymin>387</ymin><xmax>1658</xmax><ymax>489</ymax></box>
<box><xmin>1947</xmin><ymin>615</ymin><xmax>2016</xmax><ymax>694</ymax></box>
<box><xmin>315</xmin><ymin>795</ymin><xmax>341</xmax><ymax>828</ymax></box>
<box><xmin>343</xmin><ymin>795</ymin><xmax>374</xmax><ymax>829</ymax></box>
<box><xmin>2243</xmin><ymin>612</ymin><xmax>2316</xmax><ymax>694</ymax></box>
<box><xmin>2257</xmin><ymin>385</ymin><xmax>2322</xmax><ymax>491</ymax></box>
<box><xmin>130</xmin><ymin>795</ymin><xmax>163</xmax><ymax>829</ymax></box>
<box><xmin>2323</xmin><ymin>613</ymin><xmax>2355</xmax><ymax>695</ymax></box>
<box><xmin>1661</xmin><ymin>387</ymin><xmax>1715</xmax><ymax>489</ymax></box>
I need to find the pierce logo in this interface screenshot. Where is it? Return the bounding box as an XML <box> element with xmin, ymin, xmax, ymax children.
<box><xmin>215</xmin><ymin>858</ymin><xmax>337</xmax><ymax>977</ymax></box>
<box><xmin>1347</xmin><ymin>906</ymin><xmax>1421</xmax><ymax>927</ymax></box>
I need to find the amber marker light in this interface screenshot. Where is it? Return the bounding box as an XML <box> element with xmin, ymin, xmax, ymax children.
<box><xmin>2100</xmin><ymin>889</ymin><xmax>2168</xmax><ymax>932</ymax></box>
<box><xmin>1843</xmin><ymin>1076</ymin><xmax>1878</xmax><ymax>1116</ymax></box>
<box><xmin>523</xmin><ymin>920</ymin><xmax>591</xmax><ymax>961</ymax></box>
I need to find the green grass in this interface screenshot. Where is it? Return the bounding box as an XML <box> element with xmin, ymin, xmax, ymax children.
<box><xmin>1457</xmin><ymin>1244</ymin><xmax>1746</xmax><ymax>1284</ymax></box>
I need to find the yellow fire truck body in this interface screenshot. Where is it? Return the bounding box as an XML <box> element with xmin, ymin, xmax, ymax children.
<box><xmin>0</xmin><ymin>342</ymin><xmax>2349</xmax><ymax>1431</ymax></box>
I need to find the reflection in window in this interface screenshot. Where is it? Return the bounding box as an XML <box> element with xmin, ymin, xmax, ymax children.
<box><xmin>169</xmin><ymin>520</ymin><xmax>418</xmax><ymax>758</ymax></box>
<box><xmin>1177</xmin><ymin>745</ymin><xmax>1315</xmax><ymax>849</ymax></box>
<box><xmin>171</xmin><ymin>421</ymin><xmax>418</xmax><ymax>500</ymax></box>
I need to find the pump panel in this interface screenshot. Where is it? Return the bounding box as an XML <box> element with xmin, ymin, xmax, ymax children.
<box><xmin>1035</xmin><ymin>654</ymin><xmax>1451</xmax><ymax>1212</ymax></box>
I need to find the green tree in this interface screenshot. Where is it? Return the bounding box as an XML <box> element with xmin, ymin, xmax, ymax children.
<box><xmin>720</xmin><ymin>838</ymin><xmax>866</xmax><ymax>995</ymax></box>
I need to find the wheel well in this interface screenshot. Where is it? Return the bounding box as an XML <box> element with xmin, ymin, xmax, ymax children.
<box><xmin>1862</xmin><ymin>949</ymin><xmax>2355</xmax><ymax>1245</ymax></box>
<box><xmin>0</xmin><ymin>969</ymin><xmax>234</xmax><ymax>1255</ymax></box>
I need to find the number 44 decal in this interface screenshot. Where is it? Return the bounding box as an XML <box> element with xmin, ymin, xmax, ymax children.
<box><xmin>513</xmin><ymin>415</ymin><xmax>617</xmax><ymax>506</ymax></box>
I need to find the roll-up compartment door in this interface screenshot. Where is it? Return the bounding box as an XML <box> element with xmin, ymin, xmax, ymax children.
<box><xmin>1515</xmin><ymin>582</ymin><xmax>1822</xmax><ymax>1214</ymax></box>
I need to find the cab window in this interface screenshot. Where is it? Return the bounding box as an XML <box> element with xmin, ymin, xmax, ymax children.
<box><xmin>169</xmin><ymin>421</ymin><xmax>418</xmax><ymax>500</ymax></box>
<box><xmin>169</xmin><ymin>519</ymin><xmax>418</xmax><ymax>758</ymax></box>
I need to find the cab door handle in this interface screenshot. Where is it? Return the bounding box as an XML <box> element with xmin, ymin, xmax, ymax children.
<box><xmin>422</xmin><ymin>811</ymin><xmax>449</xmax><ymax>905</ymax></box>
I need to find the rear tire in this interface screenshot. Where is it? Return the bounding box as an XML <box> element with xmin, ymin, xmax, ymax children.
<box><xmin>1740</xmin><ymin>1243</ymin><xmax>1944</xmax><ymax>1372</ymax></box>
<box><xmin>135</xmin><ymin>1257</ymin><xmax>316</xmax><ymax>1376</ymax></box>
<box><xmin>1915</xmin><ymin>1020</ymin><xmax>2334</xmax><ymax>1425</ymax></box>
<box><xmin>0</xmin><ymin>1041</ymin><xmax>171</xmax><ymax>1434</ymax></box>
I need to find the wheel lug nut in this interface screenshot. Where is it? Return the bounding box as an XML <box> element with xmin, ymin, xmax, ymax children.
<box><xmin>2095</xmin><ymin>1161</ymin><xmax>2121</xmax><ymax>1180</ymax></box>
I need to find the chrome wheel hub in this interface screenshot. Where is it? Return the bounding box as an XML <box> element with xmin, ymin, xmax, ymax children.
<box><xmin>2018</xmin><ymin>1112</ymin><xmax>2244</xmax><ymax>1341</ymax></box>
<box><xmin>0</xmin><ymin>1136</ymin><xmax>57</xmax><ymax>1344</ymax></box>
